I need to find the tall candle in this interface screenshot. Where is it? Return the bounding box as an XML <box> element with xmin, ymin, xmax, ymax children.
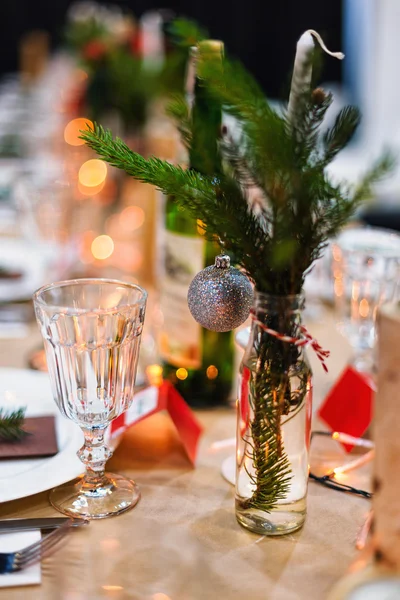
<box><xmin>288</xmin><ymin>30</ymin><xmax>345</xmax><ymax>125</ymax></box>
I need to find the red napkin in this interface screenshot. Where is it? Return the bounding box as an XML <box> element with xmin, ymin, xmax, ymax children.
<box><xmin>318</xmin><ymin>365</ymin><xmax>375</xmax><ymax>452</ymax></box>
<box><xmin>110</xmin><ymin>382</ymin><xmax>203</xmax><ymax>465</ymax></box>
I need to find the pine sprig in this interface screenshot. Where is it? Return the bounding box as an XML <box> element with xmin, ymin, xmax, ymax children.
<box><xmin>242</xmin><ymin>371</ymin><xmax>293</xmax><ymax>511</ymax></box>
<box><xmin>82</xmin><ymin>123</ymin><xmax>268</xmax><ymax>282</ymax></box>
<box><xmin>322</xmin><ymin>105</ymin><xmax>361</xmax><ymax>165</ymax></box>
<box><xmin>0</xmin><ymin>408</ymin><xmax>27</xmax><ymax>442</ymax></box>
<box><xmin>167</xmin><ymin>18</ymin><xmax>208</xmax><ymax>49</ymax></box>
<box><xmin>81</xmin><ymin>117</ymin><xmax>393</xmax><ymax>295</ymax></box>
<box><xmin>166</xmin><ymin>94</ymin><xmax>192</xmax><ymax>149</ymax></box>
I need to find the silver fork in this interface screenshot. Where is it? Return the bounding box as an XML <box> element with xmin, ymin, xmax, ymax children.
<box><xmin>0</xmin><ymin>518</ymin><xmax>87</xmax><ymax>574</ymax></box>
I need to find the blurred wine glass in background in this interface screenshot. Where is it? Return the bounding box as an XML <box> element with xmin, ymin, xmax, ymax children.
<box><xmin>303</xmin><ymin>247</ymin><xmax>334</xmax><ymax>321</ymax></box>
<box><xmin>333</xmin><ymin>227</ymin><xmax>400</xmax><ymax>373</ymax></box>
<box><xmin>14</xmin><ymin>169</ymin><xmax>80</xmax><ymax>281</ymax></box>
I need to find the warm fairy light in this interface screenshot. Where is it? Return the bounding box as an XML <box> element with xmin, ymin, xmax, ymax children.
<box><xmin>333</xmin><ymin>450</ymin><xmax>375</xmax><ymax>477</ymax></box>
<box><xmin>91</xmin><ymin>235</ymin><xmax>114</xmax><ymax>260</ymax></box>
<box><xmin>206</xmin><ymin>365</ymin><xmax>218</xmax><ymax>379</ymax></box>
<box><xmin>332</xmin><ymin>431</ymin><xmax>340</xmax><ymax>440</ymax></box>
<box><xmin>64</xmin><ymin>118</ymin><xmax>93</xmax><ymax>146</ymax></box>
<box><xmin>359</xmin><ymin>298</ymin><xmax>370</xmax><ymax>318</ymax></box>
<box><xmin>351</xmin><ymin>281</ymin><xmax>360</xmax><ymax>301</ymax></box>
<box><xmin>120</xmin><ymin>206</ymin><xmax>145</xmax><ymax>232</ymax></box>
<box><xmin>102</xmin><ymin>585</ymin><xmax>124</xmax><ymax>592</ymax></box>
<box><xmin>334</xmin><ymin>278</ymin><xmax>344</xmax><ymax>298</ymax></box>
<box><xmin>146</xmin><ymin>364</ymin><xmax>163</xmax><ymax>386</ymax></box>
<box><xmin>79</xmin><ymin>159</ymin><xmax>107</xmax><ymax>187</ymax></box>
<box><xmin>78</xmin><ymin>179</ymin><xmax>105</xmax><ymax>196</ymax></box>
<box><xmin>176</xmin><ymin>367</ymin><xmax>188</xmax><ymax>381</ymax></box>
<box><xmin>332</xmin><ymin>245</ymin><xmax>342</xmax><ymax>262</ymax></box>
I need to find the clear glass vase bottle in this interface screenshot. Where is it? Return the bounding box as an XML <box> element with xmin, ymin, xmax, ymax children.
<box><xmin>236</xmin><ymin>292</ymin><xmax>312</xmax><ymax>535</ymax></box>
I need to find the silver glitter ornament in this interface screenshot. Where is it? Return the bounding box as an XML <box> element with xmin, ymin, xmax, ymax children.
<box><xmin>187</xmin><ymin>255</ymin><xmax>253</xmax><ymax>332</ymax></box>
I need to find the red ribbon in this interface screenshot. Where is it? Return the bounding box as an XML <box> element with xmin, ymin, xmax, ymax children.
<box><xmin>250</xmin><ymin>311</ymin><xmax>330</xmax><ymax>372</ymax></box>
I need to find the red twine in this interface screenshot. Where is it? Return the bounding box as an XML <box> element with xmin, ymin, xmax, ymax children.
<box><xmin>250</xmin><ymin>311</ymin><xmax>330</xmax><ymax>372</ymax></box>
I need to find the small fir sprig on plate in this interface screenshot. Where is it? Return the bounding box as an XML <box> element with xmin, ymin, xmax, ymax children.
<box><xmin>0</xmin><ymin>408</ymin><xmax>28</xmax><ymax>442</ymax></box>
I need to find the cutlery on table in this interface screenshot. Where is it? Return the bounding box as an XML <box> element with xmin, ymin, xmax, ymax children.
<box><xmin>0</xmin><ymin>517</ymin><xmax>88</xmax><ymax>533</ymax></box>
<box><xmin>0</xmin><ymin>518</ymin><xmax>87</xmax><ymax>574</ymax></box>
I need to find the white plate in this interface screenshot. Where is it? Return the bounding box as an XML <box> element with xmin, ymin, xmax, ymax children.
<box><xmin>0</xmin><ymin>239</ymin><xmax>50</xmax><ymax>302</ymax></box>
<box><xmin>0</xmin><ymin>368</ymin><xmax>83</xmax><ymax>503</ymax></box>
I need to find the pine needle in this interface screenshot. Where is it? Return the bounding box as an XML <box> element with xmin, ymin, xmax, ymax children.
<box><xmin>0</xmin><ymin>407</ymin><xmax>27</xmax><ymax>442</ymax></box>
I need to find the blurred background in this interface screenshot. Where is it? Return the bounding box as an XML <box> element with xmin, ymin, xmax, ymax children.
<box><xmin>0</xmin><ymin>0</ymin><xmax>343</xmax><ymax>96</ymax></box>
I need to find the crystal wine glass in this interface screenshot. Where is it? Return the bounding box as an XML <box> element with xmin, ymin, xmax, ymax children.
<box><xmin>333</xmin><ymin>227</ymin><xmax>400</xmax><ymax>373</ymax></box>
<box><xmin>33</xmin><ymin>278</ymin><xmax>147</xmax><ymax>519</ymax></box>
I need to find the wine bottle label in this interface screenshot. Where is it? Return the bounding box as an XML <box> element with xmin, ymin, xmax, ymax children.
<box><xmin>159</xmin><ymin>230</ymin><xmax>204</xmax><ymax>369</ymax></box>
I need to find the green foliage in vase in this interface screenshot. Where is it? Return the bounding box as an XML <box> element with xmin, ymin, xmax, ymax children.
<box><xmin>80</xmin><ymin>63</ymin><xmax>393</xmax><ymax>295</ymax></box>
<box><xmin>80</xmin><ymin>23</ymin><xmax>394</xmax><ymax>516</ymax></box>
<box><xmin>0</xmin><ymin>408</ymin><xmax>27</xmax><ymax>442</ymax></box>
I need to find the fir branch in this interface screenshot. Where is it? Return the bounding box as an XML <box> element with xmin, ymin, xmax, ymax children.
<box><xmin>166</xmin><ymin>94</ymin><xmax>192</xmax><ymax>149</ymax></box>
<box><xmin>200</xmin><ymin>57</ymin><xmax>294</xmax><ymax>187</ymax></box>
<box><xmin>322</xmin><ymin>105</ymin><xmax>361</xmax><ymax>165</ymax></box>
<box><xmin>293</xmin><ymin>89</ymin><xmax>333</xmax><ymax>165</ymax></box>
<box><xmin>0</xmin><ymin>407</ymin><xmax>27</xmax><ymax>442</ymax></box>
<box><xmin>81</xmin><ymin>124</ymin><xmax>268</xmax><ymax>282</ymax></box>
<box><xmin>167</xmin><ymin>18</ymin><xmax>208</xmax><ymax>49</ymax></box>
<box><xmin>242</xmin><ymin>369</ymin><xmax>293</xmax><ymax>511</ymax></box>
<box><xmin>351</xmin><ymin>151</ymin><xmax>396</xmax><ymax>205</ymax></box>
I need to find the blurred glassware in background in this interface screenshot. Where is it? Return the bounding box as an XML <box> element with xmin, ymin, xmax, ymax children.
<box><xmin>333</xmin><ymin>227</ymin><xmax>400</xmax><ymax>373</ymax></box>
<box><xmin>303</xmin><ymin>247</ymin><xmax>335</xmax><ymax>320</ymax></box>
<box><xmin>14</xmin><ymin>171</ymin><xmax>80</xmax><ymax>282</ymax></box>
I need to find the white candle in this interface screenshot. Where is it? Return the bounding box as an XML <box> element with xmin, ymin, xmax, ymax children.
<box><xmin>287</xmin><ymin>31</ymin><xmax>315</xmax><ymax>123</ymax></box>
<box><xmin>288</xmin><ymin>30</ymin><xmax>345</xmax><ymax>125</ymax></box>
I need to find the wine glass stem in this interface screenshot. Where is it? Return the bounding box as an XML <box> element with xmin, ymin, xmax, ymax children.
<box><xmin>79</xmin><ymin>427</ymin><xmax>113</xmax><ymax>489</ymax></box>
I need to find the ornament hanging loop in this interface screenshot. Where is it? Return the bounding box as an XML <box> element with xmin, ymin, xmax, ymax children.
<box><xmin>215</xmin><ymin>254</ymin><xmax>230</xmax><ymax>268</ymax></box>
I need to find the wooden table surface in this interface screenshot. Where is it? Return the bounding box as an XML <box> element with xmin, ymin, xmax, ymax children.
<box><xmin>0</xmin><ymin>310</ymin><xmax>371</xmax><ymax>600</ymax></box>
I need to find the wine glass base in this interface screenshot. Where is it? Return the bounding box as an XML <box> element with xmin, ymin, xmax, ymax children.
<box><xmin>49</xmin><ymin>472</ymin><xmax>140</xmax><ymax>519</ymax></box>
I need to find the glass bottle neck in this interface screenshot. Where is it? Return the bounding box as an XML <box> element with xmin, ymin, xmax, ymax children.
<box><xmin>186</xmin><ymin>42</ymin><xmax>223</xmax><ymax>176</ymax></box>
<box><xmin>252</xmin><ymin>292</ymin><xmax>305</xmax><ymax>338</ymax></box>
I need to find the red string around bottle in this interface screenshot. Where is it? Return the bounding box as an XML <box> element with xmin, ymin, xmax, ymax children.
<box><xmin>250</xmin><ymin>311</ymin><xmax>330</xmax><ymax>372</ymax></box>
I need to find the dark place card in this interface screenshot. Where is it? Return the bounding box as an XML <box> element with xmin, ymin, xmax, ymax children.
<box><xmin>0</xmin><ymin>416</ymin><xmax>58</xmax><ymax>459</ymax></box>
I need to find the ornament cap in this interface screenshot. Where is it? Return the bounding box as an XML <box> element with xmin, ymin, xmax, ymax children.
<box><xmin>215</xmin><ymin>254</ymin><xmax>230</xmax><ymax>268</ymax></box>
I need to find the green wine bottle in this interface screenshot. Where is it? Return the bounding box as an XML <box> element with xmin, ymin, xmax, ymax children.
<box><xmin>159</xmin><ymin>40</ymin><xmax>234</xmax><ymax>408</ymax></box>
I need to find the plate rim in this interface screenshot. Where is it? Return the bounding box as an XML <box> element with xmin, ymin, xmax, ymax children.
<box><xmin>0</xmin><ymin>367</ymin><xmax>83</xmax><ymax>503</ymax></box>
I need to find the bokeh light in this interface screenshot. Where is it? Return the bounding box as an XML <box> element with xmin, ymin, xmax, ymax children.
<box><xmin>91</xmin><ymin>235</ymin><xmax>114</xmax><ymax>260</ymax></box>
<box><xmin>78</xmin><ymin>179</ymin><xmax>106</xmax><ymax>196</ymax></box>
<box><xmin>119</xmin><ymin>205</ymin><xmax>145</xmax><ymax>233</ymax></box>
<box><xmin>146</xmin><ymin>364</ymin><xmax>163</xmax><ymax>386</ymax></box>
<box><xmin>64</xmin><ymin>118</ymin><xmax>93</xmax><ymax>146</ymax></box>
<box><xmin>206</xmin><ymin>365</ymin><xmax>218</xmax><ymax>379</ymax></box>
<box><xmin>79</xmin><ymin>159</ymin><xmax>107</xmax><ymax>187</ymax></box>
<box><xmin>176</xmin><ymin>367</ymin><xmax>188</xmax><ymax>381</ymax></box>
